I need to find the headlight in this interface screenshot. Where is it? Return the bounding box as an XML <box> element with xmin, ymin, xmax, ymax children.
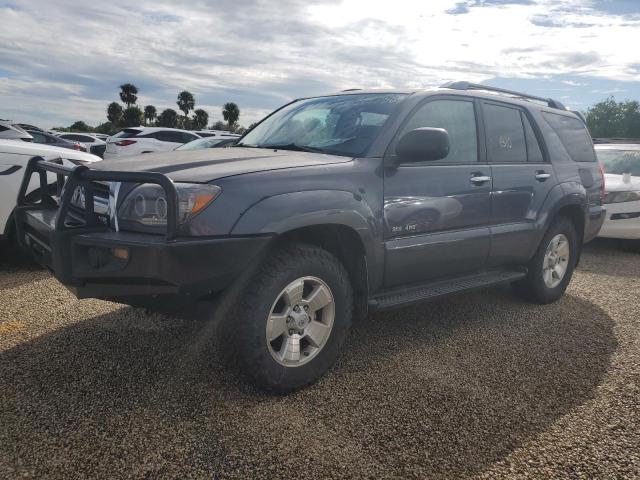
<box><xmin>604</xmin><ymin>191</ymin><xmax>640</xmax><ymax>204</ymax></box>
<box><xmin>118</xmin><ymin>183</ymin><xmax>221</xmax><ymax>230</ymax></box>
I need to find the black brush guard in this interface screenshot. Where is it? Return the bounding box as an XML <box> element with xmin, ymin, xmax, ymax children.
<box><xmin>14</xmin><ymin>156</ymin><xmax>272</xmax><ymax>300</ymax></box>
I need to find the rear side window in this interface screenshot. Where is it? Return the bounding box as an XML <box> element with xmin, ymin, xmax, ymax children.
<box><xmin>542</xmin><ymin>112</ymin><xmax>596</xmax><ymax>162</ymax></box>
<box><xmin>483</xmin><ymin>103</ymin><xmax>527</xmax><ymax>163</ymax></box>
<box><xmin>398</xmin><ymin>99</ymin><xmax>478</xmax><ymax>163</ymax></box>
<box><xmin>151</xmin><ymin>131</ymin><xmax>185</xmax><ymax>143</ymax></box>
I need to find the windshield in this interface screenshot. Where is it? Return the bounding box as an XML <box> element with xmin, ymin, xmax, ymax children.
<box><xmin>597</xmin><ymin>149</ymin><xmax>640</xmax><ymax>176</ymax></box>
<box><xmin>237</xmin><ymin>93</ymin><xmax>407</xmax><ymax>157</ymax></box>
<box><xmin>176</xmin><ymin>137</ymin><xmax>233</xmax><ymax>150</ymax></box>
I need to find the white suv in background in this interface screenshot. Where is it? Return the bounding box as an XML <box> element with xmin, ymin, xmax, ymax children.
<box><xmin>56</xmin><ymin>132</ymin><xmax>107</xmax><ymax>157</ymax></box>
<box><xmin>104</xmin><ymin>127</ymin><xmax>200</xmax><ymax>159</ymax></box>
<box><xmin>595</xmin><ymin>141</ymin><xmax>640</xmax><ymax>242</ymax></box>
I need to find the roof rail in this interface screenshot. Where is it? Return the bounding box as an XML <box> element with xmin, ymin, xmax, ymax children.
<box><xmin>341</xmin><ymin>88</ymin><xmax>362</xmax><ymax>92</ymax></box>
<box><xmin>441</xmin><ymin>81</ymin><xmax>567</xmax><ymax>110</ymax></box>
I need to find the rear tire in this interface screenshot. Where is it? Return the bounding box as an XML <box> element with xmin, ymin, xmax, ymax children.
<box><xmin>221</xmin><ymin>243</ymin><xmax>353</xmax><ymax>393</ymax></box>
<box><xmin>512</xmin><ymin>216</ymin><xmax>578</xmax><ymax>304</ymax></box>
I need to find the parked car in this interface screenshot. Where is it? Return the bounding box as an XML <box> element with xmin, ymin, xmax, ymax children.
<box><xmin>104</xmin><ymin>127</ymin><xmax>200</xmax><ymax>159</ymax></box>
<box><xmin>16</xmin><ymin>82</ymin><xmax>605</xmax><ymax>392</ymax></box>
<box><xmin>175</xmin><ymin>136</ymin><xmax>239</xmax><ymax>151</ymax></box>
<box><xmin>16</xmin><ymin>123</ymin><xmax>45</xmax><ymax>132</ymax></box>
<box><xmin>27</xmin><ymin>129</ymin><xmax>87</xmax><ymax>152</ymax></box>
<box><xmin>55</xmin><ymin>132</ymin><xmax>106</xmax><ymax>157</ymax></box>
<box><xmin>93</xmin><ymin>133</ymin><xmax>110</xmax><ymax>141</ymax></box>
<box><xmin>0</xmin><ymin>121</ymin><xmax>33</xmax><ymax>141</ymax></box>
<box><xmin>0</xmin><ymin>140</ymin><xmax>101</xmax><ymax>247</ymax></box>
<box><xmin>191</xmin><ymin>129</ymin><xmax>237</xmax><ymax>138</ymax></box>
<box><xmin>595</xmin><ymin>140</ymin><xmax>640</xmax><ymax>242</ymax></box>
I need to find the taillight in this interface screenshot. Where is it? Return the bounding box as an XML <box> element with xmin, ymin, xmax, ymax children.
<box><xmin>115</xmin><ymin>139</ymin><xmax>137</xmax><ymax>147</ymax></box>
<box><xmin>598</xmin><ymin>162</ymin><xmax>606</xmax><ymax>205</ymax></box>
<box><xmin>73</xmin><ymin>143</ymin><xmax>81</xmax><ymax>150</ymax></box>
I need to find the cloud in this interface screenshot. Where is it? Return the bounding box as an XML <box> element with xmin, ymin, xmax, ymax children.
<box><xmin>0</xmin><ymin>0</ymin><xmax>639</xmax><ymax>128</ymax></box>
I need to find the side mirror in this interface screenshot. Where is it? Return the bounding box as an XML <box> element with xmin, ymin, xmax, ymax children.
<box><xmin>396</xmin><ymin>127</ymin><xmax>450</xmax><ymax>163</ymax></box>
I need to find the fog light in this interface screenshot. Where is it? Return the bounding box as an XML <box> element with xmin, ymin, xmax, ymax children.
<box><xmin>111</xmin><ymin>247</ymin><xmax>129</xmax><ymax>261</ymax></box>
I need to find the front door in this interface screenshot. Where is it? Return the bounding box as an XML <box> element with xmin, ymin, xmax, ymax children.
<box><xmin>383</xmin><ymin>97</ymin><xmax>492</xmax><ymax>287</ymax></box>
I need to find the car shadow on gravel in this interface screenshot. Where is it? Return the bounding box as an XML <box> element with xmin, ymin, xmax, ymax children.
<box><xmin>0</xmin><ymin>287</ymin><xmax>617</xmax><ymax>479</ymax></box>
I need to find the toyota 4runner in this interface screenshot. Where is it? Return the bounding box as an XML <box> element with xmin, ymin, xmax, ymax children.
<box><xmin>16</xmin><ymin>82</ymin><xmax>605</xmax><ymax>392</ymax></box>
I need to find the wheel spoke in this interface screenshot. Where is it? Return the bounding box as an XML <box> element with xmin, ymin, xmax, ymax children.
<box><xmin>557</xmin><ymin>240</ymin><xmax>570</xmax><ymax>259</ymax></box>
<box><xmin>553</xmin><ymin>264</ymin><xmax>565</xmax><ymax>280</ymax></box>
<box><xmin>279</xmin><ymin>335</ymin><xmax>301</xmax><ymax>362</ymax></box>
<box><xmin>304</xmin><ymin>320</ymin><xmax>331</xmax><ymax>348</ymax></box>
<box><xmin>266</xmin><ymin>313</ymin><xmax>288</xmax><ymax>342</ymax></box>
<box><xmin>282</xmin><ymin>279</ymin><xmax>304</xmax><ymax>306</ymax></box>
<box><xmin>543</xmin><ymin>268</ymin><xmax>553</xmax><ymax>286</ymax></box>
<box><xmin>305</xmin><ymin>284</ymin><xmax>332</xmax><ymax>313</ymax></box>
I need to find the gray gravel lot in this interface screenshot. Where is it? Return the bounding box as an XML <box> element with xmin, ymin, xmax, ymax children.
<box><xmin>0</xmin><ymin>239</ymin><xmax>638</xmax><ymax>479</ymax></box>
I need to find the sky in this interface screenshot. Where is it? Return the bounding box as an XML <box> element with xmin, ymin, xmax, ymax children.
<box><xmin>1</xmin><ymin>0</ymin><xmax>639</xmax><ymax>129</ymax></box>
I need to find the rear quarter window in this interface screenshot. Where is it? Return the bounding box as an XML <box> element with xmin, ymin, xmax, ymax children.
<box><xmin>542</xmin><ymin>112</ymin><xmax>596</xmax><ymax>162</ymax></box>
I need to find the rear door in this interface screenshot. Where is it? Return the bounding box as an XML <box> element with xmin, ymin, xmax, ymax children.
<box><xmin>383</xmin><ymin>96</ymin><xmax>492</xmax><ymax>287</ymax></box>
<box><xmin>481</xmin><ymin>101</ymin><xmax>556</xmax><ymax>266</ymax></box>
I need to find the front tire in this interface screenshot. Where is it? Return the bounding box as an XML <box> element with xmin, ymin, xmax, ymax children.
<box><xmin>227</xmin><ymin>243</ymin><xmax>353</xmax><ymax>393</ymax></box>
<box><xmin>513</xmin><ymin>216</ymin><xmax>578</xmax><ymax>304</ymax></box>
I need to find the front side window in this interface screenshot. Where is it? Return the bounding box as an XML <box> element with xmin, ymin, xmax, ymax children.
<box><xmin>396</xmin><ymin>99</ymin><xmax>478</xmax><ymax>163</ymax></box>
<box><xmin>238</xmin><ymin>93</ymin><xmax>407</xmax><ymax>157</ymax></box>
<box><xmin>484</xmin><ymin>103</ymin><xmax>527</xmax><ymax>163</ymax></box>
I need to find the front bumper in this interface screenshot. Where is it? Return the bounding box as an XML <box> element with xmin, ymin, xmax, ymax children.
<box><xmin>598</xmin><ymin>199</ymin><xmax>640</xmax><ymax>240</ymax></box>
<box><xmin>17</xmin><ymin>206</ymin><xmax>272</xmax><ymax>299</ymax></box>
<box><xmin>14</xmin><ymin>156</ymin><xmax>272</xmax><ymax>301</ymax></box>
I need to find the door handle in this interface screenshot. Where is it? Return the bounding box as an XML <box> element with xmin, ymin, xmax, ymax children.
<box><xmin>535</xmin><ymin>172</ymin><xmax>551</xmax><ymax>182</ymax></box>
<box><xmin>470</xmin><ymin>175</ymin><xmax>491</xmax><ymax>185</ymax></box>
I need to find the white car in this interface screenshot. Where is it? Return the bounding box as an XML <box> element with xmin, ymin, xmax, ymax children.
<box><xmin>596</xmin><ymin>142</ymin><xmax>640</xmax><ymax>241</ymax></box>
<box><xmin>0</xmin><ymin>120</ymin><xmax>33</xmax><ymax>141</ymax></box>
<box><xmin>104</xmin><ymin>127</ymin><xmax>200</xmax><ymax>159</ymax></box>
<box><xmin>56</xmin><ymin>132</ymin><xmax>107</xmax><ymax>157</ymax></box>
<box><xmin>0</xmin><ymin>140</ymin><xmax>101</xmax><ymax>245</ymax></box>
<box><xmin>191</xmin><ymin>129</ymin><xmax>239</xmax><ymax>138</ymax></box>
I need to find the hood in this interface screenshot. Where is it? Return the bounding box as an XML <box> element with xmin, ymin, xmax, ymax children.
<box><xmin>604</xmin><ymin>173</ymin><xmax>640</xmax><ymax>192</ymax></box>
<box><xmin>94</xmin><ymin>147</ymin><xmax>351</xmax><ymax>182</ymax></box>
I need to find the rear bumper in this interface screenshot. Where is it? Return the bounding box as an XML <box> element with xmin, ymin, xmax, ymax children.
<box><xmin>584</xmin><ymin>205</ymin><xmax>606</xmax><ymax>243</ymax></box>
<box><xmin>17</xmin><ymin>206</ymin><xmax>272</xmax><ymax>300</ymax></box>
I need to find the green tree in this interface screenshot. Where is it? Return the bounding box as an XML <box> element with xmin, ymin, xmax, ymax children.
<box><xmin>157</xmin><ymin>108</ymin><xmax>179</xmax><ymax>128</ymax></box>
<box><xmin>222</xmin><ymin>102</ymin><xmax>240</xmax><ymax>131</ymax></box>
<box><xmin>193</xmin><ymin>109</ymin><xmax>209</xmax><ymax>130</ymax></box>
<box><xmin>69</xmin><ymin>121</ymin><xmax>92</xmax><ymax>132</ymax></box>
<box><xmin>211</xmin><ymin>120</ymin><xmax>227</xmax><ymax>131</ymax></box>
<box><xmin>107</xmin><ymin>102</ymin><xmax>123</xmax><ymax>126</ymax></box>
<box><xmin>586</xmin><ymin>97</ymin><xmax>640</xmax><ymax>138</ymax></box>
<box><xmin>122</xmin><ymin>106</ymin><xmax>143</xmax><ymax>127</ymax></box>
<box><xmin>144</xmin><ymin>105</ymin><xmax>157</xmax><ymax>126</ymax></box>
<box><xmin>119</xmin><ymin>83</ymin><xmax>138</xmax><ymax>108</ymax></box>
<box><xmin>177</xmin><ymin>91</ymin><xmax>195</xmax><ymax>125</ymax></box>
<box><xmin>247</xmin><ymin>122</ymin><xmax>258</xmax><ymax>131</ymax></box>
<box><xmin>95</xmin><ymin>122</ymin><xmax>117</xmax><ymax>135</ymax></box>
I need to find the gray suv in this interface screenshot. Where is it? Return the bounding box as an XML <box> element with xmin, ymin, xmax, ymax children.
<box><xmin>16</xmin><ymin>82</ymin><xmax>605</xmax><ymax>392</ymax></box>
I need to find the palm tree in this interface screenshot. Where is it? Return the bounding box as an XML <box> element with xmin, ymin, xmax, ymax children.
<box><xmin>144</xmin><ymin>105</ymin><xmax>157</xmax><ymax>126</ymax></box>
<box><xmin>193</xmin><ymin>109</ymin><xmax>209</xmax><ymax>130</ymax></box>
<box><xmin>177</xmin><ymin>91</ymin><xmax>195</xmax><ymax>126</ymax></box>
<box><xmin>107</xmin><ymin>102</ymin><xmax>123</xmax><ymax>126</ymax></box>
<box><xmin>222</xmin><ymin>102</ymin><xmax>240</xmax><ymax>132</ymax></box>
<box><xmin>119</xmin><ymin>83</ymin><xmax>138</xmax><ymax>108</ymax></box>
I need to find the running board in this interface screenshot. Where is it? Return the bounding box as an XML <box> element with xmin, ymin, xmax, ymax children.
<box><xmin>369</xmin><ymin>268</ymin><xmax>527</xmax><ymax>311</ymax></box>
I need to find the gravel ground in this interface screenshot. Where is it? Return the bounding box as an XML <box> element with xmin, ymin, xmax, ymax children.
<box><xmin>0</xmin><ymin>239</ymin><xmax>638</xmax><ymax>479</ymax></box>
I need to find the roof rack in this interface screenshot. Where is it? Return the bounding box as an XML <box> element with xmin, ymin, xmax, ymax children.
<box><xmin>341</xmin><ymin>88</ymin><xmax>362</xmax><ymax>92</ymax></box>
<box><xmin>441</xmin><ymin>81</ymin><xmax>567</xmax><ymax>110</ymax></box>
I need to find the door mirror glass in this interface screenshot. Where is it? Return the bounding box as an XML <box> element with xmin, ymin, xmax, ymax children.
<box><xmin>396</xmin><ymin>127</ymin><xmax>450</xmax><ymax>163</ymax></box>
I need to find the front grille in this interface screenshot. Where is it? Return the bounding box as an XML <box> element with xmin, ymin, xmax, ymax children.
<box><xmin>68</xmin><ymin>181</ymin><xmax>111</xmax><ymax>226</ymax></box>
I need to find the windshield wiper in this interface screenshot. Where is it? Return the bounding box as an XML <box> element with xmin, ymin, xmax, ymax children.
<box><xmin>261</xmin><ymin>143</ymin><xmax>327</xmax><ymax>153</ymax></box>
